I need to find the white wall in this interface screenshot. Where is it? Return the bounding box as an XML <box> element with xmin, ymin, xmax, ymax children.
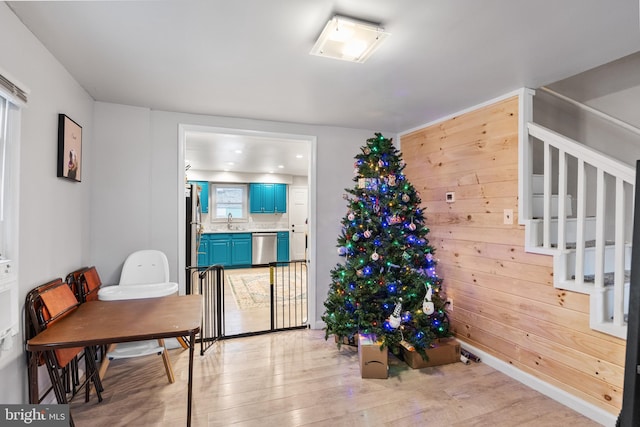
<box><xmin>534</xmin><ymin>89</ymin><xmax>640</xmax><ymax>167</ymax></box>
<box><xmin>91</xmin><ymin>103</ymin><xmax>153</xmax><ymax>284</ymax></box>
<box><xmin>93</xmin><ymin>105</ymin><xmax>395</xmax><ymax>329</ymax></box>
<box><xmin>536</xmin><ymin>51</ymin><xmax>640</xmax><ymax>167</ymax></box>
<box><xmin>0</xmin><ymin>3</ymin><xmax>94</xmax><ymax>403</ymax></box>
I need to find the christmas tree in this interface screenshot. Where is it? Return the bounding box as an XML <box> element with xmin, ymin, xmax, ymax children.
<box><xmin>323</xmin><ymin>133</ymin><xmax>450</xmax><ymax>360</ymax></box>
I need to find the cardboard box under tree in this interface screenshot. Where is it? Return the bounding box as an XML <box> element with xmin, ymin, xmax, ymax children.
<box><xmin>334</xmin><ymin>334</ymin><xmax>357</xmax><ymax>347</ymax></box>
<box><xmin>358</xmin><ymin>333</ymin><xmax>388</xmax><ymax>379</ymax></box>
<box><xmin>401</xmin><ymin>337</ymin><xmax>460</xmax><ymax>369</ymax></box>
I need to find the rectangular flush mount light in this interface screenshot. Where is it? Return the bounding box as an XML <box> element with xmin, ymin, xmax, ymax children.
<box><xmin>310</xmin><ymin>15</ymin><xmax>390</xmax><ymax>63</ymax></box>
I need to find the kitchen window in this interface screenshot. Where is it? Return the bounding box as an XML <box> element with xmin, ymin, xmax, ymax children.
<box><xmin>211</xmin><ymin>183</ymin><xmax>248</xmax><ymax>222</ymax></box>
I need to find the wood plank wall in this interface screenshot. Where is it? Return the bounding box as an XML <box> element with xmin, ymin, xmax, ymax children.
<box><xmin>401</xmin><ymin>96</ymin><xmax>626</xmax><ymax>415</ymax></box>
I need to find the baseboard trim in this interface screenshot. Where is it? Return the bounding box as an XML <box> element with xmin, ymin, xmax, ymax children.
<box><xmin>456</xmin><ymin>338</ymin><xmax>617</xmax><ymax>427</ymax></box>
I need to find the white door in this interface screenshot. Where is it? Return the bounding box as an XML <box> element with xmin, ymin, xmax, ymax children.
<box><xmin>289</xmin><ymin>186</ymin><xmax>308</xmax><ymax>260</ymax></box>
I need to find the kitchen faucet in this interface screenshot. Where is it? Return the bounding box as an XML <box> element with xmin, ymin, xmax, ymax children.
<box><xmin>227</xmin><ymin>212</ymin><xmax>233</xmax><ymax>229</ymax></box>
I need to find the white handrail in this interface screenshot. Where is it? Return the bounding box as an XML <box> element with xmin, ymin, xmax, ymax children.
<box><xmin>528</xmin><ymin>123</ymin><xmax>635</xmax><ymax>184</ymax></box>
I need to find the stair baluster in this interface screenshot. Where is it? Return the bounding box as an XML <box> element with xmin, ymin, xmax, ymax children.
<box><xmin>526</xmin><ymin>122</ymin><xmax>634</xmax><ymax>339</ymax></box>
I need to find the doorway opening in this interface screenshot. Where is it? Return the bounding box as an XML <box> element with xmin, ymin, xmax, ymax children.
<box><xmin>177</xmin><ymin>125</ymin><xmax>317</xmax><ymax>336</ymax></box>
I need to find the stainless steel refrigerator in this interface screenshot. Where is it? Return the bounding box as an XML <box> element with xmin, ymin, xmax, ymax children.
<box><xmin>185</xmin><ymin>183</ymin><xmax>202</xmax><ymax>294</ymax></box>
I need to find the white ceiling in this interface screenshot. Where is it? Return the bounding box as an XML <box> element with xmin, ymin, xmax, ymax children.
<box><xmin>184</xmin><ymin>130</ymin><xmax>311</xmax><ymax>176</ymax></box>
<box><xmin>7</xmin><ymin>0</ymin><xmax>640</xmax><ymax>175</ymax></box>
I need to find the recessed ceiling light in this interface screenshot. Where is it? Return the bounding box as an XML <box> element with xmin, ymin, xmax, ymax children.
<box><xmin>278</xmin><ymin>165</ymin><xmax>284</xmax><ymax>169</ymax></box>
<box><xmin>234</xmin><ymin>149</ymin><xmax>242</xmax><ymax>154</ymax></box>
<box><xmin>226</xmin><ymin>162</ymin><xmax>234</xmax><ymax>166</ymax></box>
<box><xmin>310</xmin><ymin>15</ymin><xmax>390</xmax><ymax>63</ymax></box>
<box><xmin>295</xmin><ymin>154</ymin><xmax>303</xmax><ymax>159</ymax></box>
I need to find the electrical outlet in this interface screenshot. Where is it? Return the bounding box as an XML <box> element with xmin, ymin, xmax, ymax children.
<box><xmin>446</xmin><ymin>297</ymin><xmax>453</xmax><ymax>312</ymax></box>
<box><xmin>503</xmin><ymin>209</ymin><xmax>513</xmax><ymax>225</ymax></box>
<box><xmin>445</xmin><ymin>192</ymin><xmax>455</xmax><ymax>203</ymax></box>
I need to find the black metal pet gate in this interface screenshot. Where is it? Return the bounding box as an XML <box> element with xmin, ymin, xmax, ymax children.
<box><xmin>187</xmin><ymin>260</ymin><xmax>309</xmax><ymax>355</ymax></box>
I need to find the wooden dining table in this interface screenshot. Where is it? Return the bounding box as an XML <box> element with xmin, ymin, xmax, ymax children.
<box><xmin>27</xmin><ymin>294</ymin><xmax>202</xmax><ymax>427</ymax></box>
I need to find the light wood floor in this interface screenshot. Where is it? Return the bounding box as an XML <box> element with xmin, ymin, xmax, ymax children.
<box><xmin>224</xmin><ymin>267</ymin><xmax>271</xmax><ymax>335</ymax></box>
<box><xmin>224</xmin><ymin>267</ymin><xmax>308</xmax><ymax>336</ymax></box>
<box><xmin>69</xmin><ymin>329</ymin><xmax>602</xmax><ymax>426</ymax></box>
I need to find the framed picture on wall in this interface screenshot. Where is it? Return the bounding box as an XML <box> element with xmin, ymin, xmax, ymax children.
<box><xmin>57</xmin><ymin>114</ymin><xmax>82</xmax><ymax>182</ymax></box>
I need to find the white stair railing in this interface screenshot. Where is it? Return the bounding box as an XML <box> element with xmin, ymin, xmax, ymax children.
<box><xmin>525</xmin><ymin>122</ymin><xmax>635</xmax><ymax>338</ymax></box>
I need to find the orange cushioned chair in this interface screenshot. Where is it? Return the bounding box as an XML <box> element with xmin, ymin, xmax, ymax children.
<box><xmin>25</xmin><ymin>278</ymin><xmax>103</xmax><ymax>406</ymax></box>
<box><xmin>65</xmin><ymin>266</ymin><xmax>88</xmax><ymax>303</ymax></box>
<box><xmin>78</xmin><ymin>266</ymin><xmax>103</xmax><ymax>302</ymax></box>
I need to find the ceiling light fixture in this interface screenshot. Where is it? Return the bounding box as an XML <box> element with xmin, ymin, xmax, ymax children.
<box><xmin>310</xmin><ymin>15</ymin><xmax>390</xmax><ymax>63</ymax></box>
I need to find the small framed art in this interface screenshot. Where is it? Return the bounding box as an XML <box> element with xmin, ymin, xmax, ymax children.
<box><xmin>57</xmin><ymin>114</ymin><xmax>82</xmax><ymax>182</ymax></box>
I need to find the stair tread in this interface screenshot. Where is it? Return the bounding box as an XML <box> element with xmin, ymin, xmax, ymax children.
<box><xmin>531</xmin><ymin>216</ymin><xmax>597</xmax><ymax>221</ymax></box>
<box><xmin>551</xmin><ymin>240</ymin><xmax>615</xmax><ymax>249</ymax></box>
<box><xmin>571</xmin><ymin>270</ymin><xmax>630</xmax><ymax>286</ymax></box>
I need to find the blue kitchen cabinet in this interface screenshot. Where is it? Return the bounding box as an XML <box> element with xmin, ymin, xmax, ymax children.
<box><xmin>197</xmin><ymin>234</ymin><xmax>209</xmax><ymax>267</ymax></box>
<box><xmin>248</xmin><ymin>183</ymin><xmax>261</xmax><ymax>213</ymax></box>
<box><xmin>231</xmin><ymin>233</ymin><xmax>252</xmax><ymax>266</ymax></box>
<box><xmin>209</xmin><ymin>234</ymin><xmax>232</xmax><ymax>266</ymax></box>
<box><xmin>188</xmin><ymin>180</ymin><xmax>209</xmax><ymax>213</ymax></box>
<box><xmin>277</xmin><ymin>231</ymin><xmax>289</xmax><ymax>262</ymax></box>
<box><xmin>250</xmin><ymin>183</ymin><xmax>287</xmax><ymax>213</ymax></box>
<box><xmin>199</xmin><ymin>181</ymin><xmax>209</xmax><ymax>213</ymax></box>
<box><xmin>260</xmin><ymin>184</ymin><xmax>276</xmax><ymax>213</ymax></box>
<box><xmin>207</xmin><ymin>233</ymin><xmax>252</xmax><ymax>267</ymax></box>
<box><xmin>249</xmin><ymin>183</ymin><xmax>260</xmax><ymax>212</ymax></box>
<box><xmin>274</xmin><ymin>184</ymin><xmax>287</xmax><ymax>213</ymax></box>
<box><xmin>249</xmin><ymin>183</ymin><xmax>273</xmax><ymax>213</ymax></box>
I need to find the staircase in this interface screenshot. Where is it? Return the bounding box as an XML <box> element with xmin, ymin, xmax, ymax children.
<box><xmin>522</xmin><ymin>118</ymin><xmax>635</xmax><ymax>339</ymax></box>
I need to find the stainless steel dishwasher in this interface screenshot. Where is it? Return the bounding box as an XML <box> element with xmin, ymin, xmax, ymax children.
<box><xmin>252</xmin><ymin>232</ymin><xmax>277</xmax><ymax>265</ymax></box>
